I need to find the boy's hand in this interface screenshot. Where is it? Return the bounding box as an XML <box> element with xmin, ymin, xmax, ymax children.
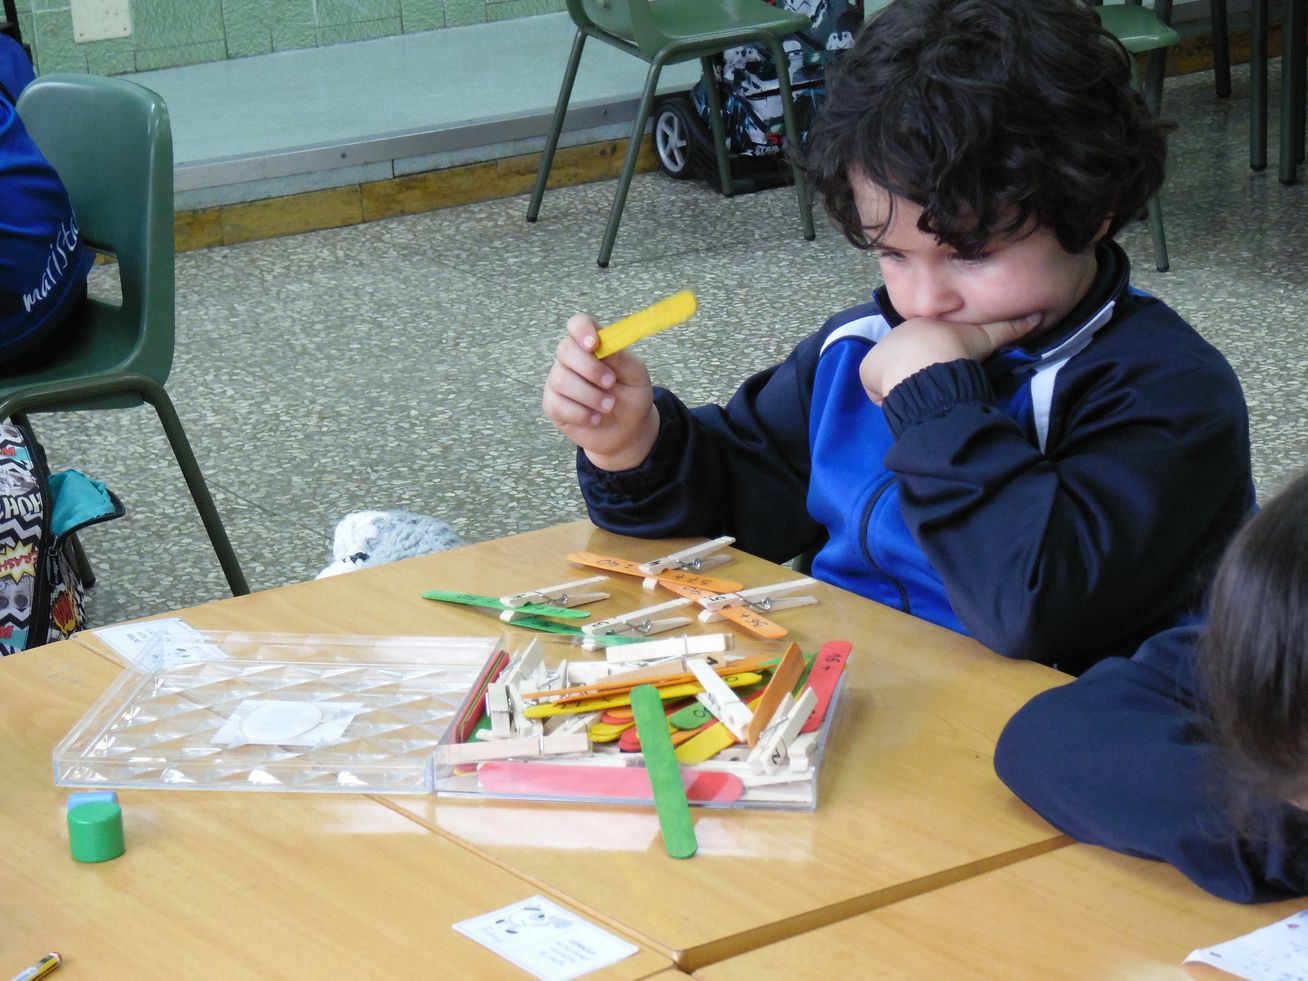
<box><xmin>542</xmin><ymin>313</ymin><xmax>661</xmax><ymax>472</ymax></box>
<box><xmin>860</xmin><ymin>312</ymin><xmax>1043</xmax><ymax>405</ymax></box>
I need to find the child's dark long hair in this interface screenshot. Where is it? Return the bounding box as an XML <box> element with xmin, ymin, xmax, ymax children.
<box><xmin>806</xmin><ymin>0</ymin><xmax>1170</xmax><ymax>255</ymax></box>
<box><xmin>1202</xmin><ymin>470</ymin><xmax>1308</xmax><ymax>804</ymax></box>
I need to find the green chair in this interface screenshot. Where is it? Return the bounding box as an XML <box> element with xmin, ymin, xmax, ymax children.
<box><xmin>1094</xmin><ymin>1</ymin><xmax>1179</xmax><ymax>272</ymax></box>
<box><xmin>527</xmin><ymin>0</ymin><xmax>818</xmax><ymax>268</ymax></box>
<box><xmin>5</xmin><ymin>74</ymin><xmax>249</xmax><ymax>596</ymax></box>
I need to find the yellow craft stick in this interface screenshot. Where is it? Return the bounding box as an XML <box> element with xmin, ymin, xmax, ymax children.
<box><xmin>594</xmin><ymin>290</ymin><xmax>698</xmax><ymax>358</ymax></box>
<box><xmin>523</xmin><ymin>672</ymin><xmax>762</xmax><ymax>718</ymax></box>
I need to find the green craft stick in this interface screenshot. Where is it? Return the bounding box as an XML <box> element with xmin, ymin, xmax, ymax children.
<box><xmin>496</xmin><ymin>614</ymin><xmax>647</xmax><ymax>644</ymax></box>
<box><xmin>421</xmin><ymin>589</ymin><xmax>589</xmax><ymax>619</ymax></box>
<box><xmin>631</xmin><ymin>684</ymin><xmax>697</xmax><ymax>859</ymax></box>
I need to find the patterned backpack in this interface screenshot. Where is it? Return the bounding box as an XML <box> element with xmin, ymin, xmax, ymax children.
<box><xmin>0</xmin><ymin>421</ymin><xmax>123</xmax><ymax>654</ymax></box>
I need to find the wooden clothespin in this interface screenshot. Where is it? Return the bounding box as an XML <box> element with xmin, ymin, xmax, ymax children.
<box><xmin>685</xmin><ymin>657</ymin><xmax>754</xmax><ymax>741</ymax></box>
<box><xmin>484</xmin><ymin>640</ymin><xmax>544</xmax><ymax>738</ymax></box>
<box><xmin>568</xmin><ymin>551</ymin><xmax>743</xmax><ymax>594</ymax></box>
<box><xmin>744</xmin><ymin>642</ymin><xmax>804</xmax><ymax>747</ymax></box>
<box><xmin>746</xmin><ymin>687</ymin><xmax>818</xmax><ymax>775</ymax></box>
<box><xmin>437</xmin><ymin>730</ymin><xmax>590</xmax><ymax>765</ymax></box>
<box><xmin>422</xmin><ymin>589</ymin><xmax>590</xmax><ymax>621</ymax></box>
<box><xmin>581</xmin><ymin>598</ymin><xmax>692</xmax><ymax>637</ymax></box>
<box><xmin>659</xmin><ymin>577</ymin><xmax>817</xmax><ymax>639</ymax></box>
<box><xmin>638</xmin><ymin>536</ymin><xmax>735</xmax><ymax>576</ymax></box>
<box><xmin>499</xmin><ymin>576</ymin><xmax>609</xmax><ymax>610</ymax></box>
<box><xmin>603</xmin><ymin>632</ymin><xmax>732</xmax><ymax>664</ymax></box>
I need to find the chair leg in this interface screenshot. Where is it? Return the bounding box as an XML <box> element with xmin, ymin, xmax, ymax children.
<box><xmin>1145</xmin><ymin>191</ymin><xmax>1169</xmax><ymax>272</ymax></box>
<box><xmin>527</xmin><ymin>30</ymin><xmax>587</xmax><ymax>223</ymax></box>
<box><xmin>761</xmin><ymin>35</ymin><xmax>816</xmax><ymax>242</ymax></box>
<box><xmin>1280</xmin><ymin>0</ymin><xmax>1306</xmax><ymax>183</ymax></box>
<box><xmin>597</xmin><ymin>60</ymin><xmax>665</xmax><ymax>268</ymax></box>
<box><xmin>698</xmin><ymin>57</ymin><xmax>735</xmax><ymax>197</ymax></box>
<box><xmin>68</xmin><ymin>534</ymin><xmax>96</xmax><ymax>588</ymax></box>
<box><xmin>1209</xmin><ymin>0</ymin><xmax>1230</xmax><ymax>98</ymax></box>
<box><xmin>1251</xmin><ymin>0</ymin><xmax>1268</xmax><ymax>170</ymax></box>
<box><xmin>140</xmin><ymin>384</ymin><xmax>250</xmax><ymax>596</ymax></box>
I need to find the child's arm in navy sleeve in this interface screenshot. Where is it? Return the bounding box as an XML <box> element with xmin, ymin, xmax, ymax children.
<box><xmin>881</xmin><ymin>304</ymin><xmax>1252</xmax><ymax>664</ymax></box>
<box><xmin>994</xmin><ymin>626</ymin><xmax>1308</xmax><ymax>903</ymax></box>
<box><xmin>577</xmin><ymin>330</ymin><xmax>826</xmax><ymax>564</ymax></box>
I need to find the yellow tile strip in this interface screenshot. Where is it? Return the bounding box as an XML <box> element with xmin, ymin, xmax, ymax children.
<box><xmin>175</xmin><ymin>136</ymin><xmax>658</xmax><ymax>252</ymax></box>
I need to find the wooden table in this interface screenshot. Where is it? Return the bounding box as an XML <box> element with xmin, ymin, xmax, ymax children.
<box><xmin>16</xmin><ymin>519</ymin><xmax>1284</xmax><ymax>975</ymax></box>
<box><xmin>0</xmin><ymin>638</ymin><xmax>673</xmax><ymax>979</ymax></box>
<box><xmin>693</xmin><ymin>844</ymin><xmax>1308</xmax><ymax>979</ymax></box>
<box><xmin>281</xmin><ymin>521</ymin><xmax>1073</xmax><ymax>971</ymax></box>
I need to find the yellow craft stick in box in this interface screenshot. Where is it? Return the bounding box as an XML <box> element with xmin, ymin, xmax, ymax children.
<box><xmin>594</xmin><ymin>290</ymin><xmax>698</xmax><ymax>359</ymax></box>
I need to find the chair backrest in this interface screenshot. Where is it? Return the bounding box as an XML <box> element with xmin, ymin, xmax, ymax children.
<box><xmin>15</xmin><ymin>74</ymin><xmax>175</xmax><ymax>383</ymax></box>
<box><xmin>567</xmin><ymin>0</ymin><xmax>659</xmax><ymax>59</ymax></box>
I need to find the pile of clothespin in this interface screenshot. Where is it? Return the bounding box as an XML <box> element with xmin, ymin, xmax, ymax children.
<box><xmin>423</xmin><ymin>536</ymin><xmax>820</xmax><ymax>643</ymax></box>
<box><xmin>435</xmin><ymin>633</ymin><xmax>852</xmax><ymax>812</ymax></box>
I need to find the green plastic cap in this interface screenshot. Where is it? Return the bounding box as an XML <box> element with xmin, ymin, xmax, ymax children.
<box><xmin>68</xmin><ymin>800</ymin><xmax>126</xmax><ymax>863</ymax></box>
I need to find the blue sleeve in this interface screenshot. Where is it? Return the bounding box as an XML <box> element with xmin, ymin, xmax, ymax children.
<box><xmin>880</xmin><ymin>298</ymin><xmax>1253</xmax><ymax>664</ymax></box>
<box><xmin>994</xmin><ymin>625</ymin><xmax>1308</xmax><ymax>903</ymax></box>
<box><xmin>577</xmin><ymin>329</ymin><xmax>826</xmax><ymax>563</ymax></box>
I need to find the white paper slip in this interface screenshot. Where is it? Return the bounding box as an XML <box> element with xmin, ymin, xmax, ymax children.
<box><xmin>1184</xmin><ymin>908</ymin><xmax>1308</xmax><ymax>980</ymax></box>
<box><xmin>453</xmin><ymin>894</ymin><xmax>639</xmax><ymax>981</ymax></box>
<box><xmin>93</xmin><ymin>617</ymin><xmax>228</xmax><ymax>671</ymax></box>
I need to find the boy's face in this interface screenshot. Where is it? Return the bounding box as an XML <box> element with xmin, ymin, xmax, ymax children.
<box><xmin>853</xmin><ymin>176</ymin><xmax>1103</xmax><ymax>337</ymax></box>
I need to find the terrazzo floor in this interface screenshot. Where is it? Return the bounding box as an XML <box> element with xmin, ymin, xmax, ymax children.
<box><xmin>34</xmin><ymin>60</ymin><xmax>1308</xmax><ymax>628</ymax></box>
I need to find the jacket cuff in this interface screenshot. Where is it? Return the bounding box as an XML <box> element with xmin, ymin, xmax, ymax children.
<box><xmin>882</xmin><ymin>359</ymin><xmax>995</xmax><ymax>437</ymax></box>
<box><xmin>578</xmin><ymin>389</ymin><xmax>684</xmax><ymax>495</ymax></box>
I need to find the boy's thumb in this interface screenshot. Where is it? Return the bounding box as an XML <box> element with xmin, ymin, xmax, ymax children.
<box><xmin>979</xmin><ymin>312</ymin><xmax>1042</xmax><ymax>352</ymax></box>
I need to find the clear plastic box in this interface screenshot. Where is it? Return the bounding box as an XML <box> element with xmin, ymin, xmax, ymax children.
<box><xmin>432</xmin><ymin>638</ymin><xmax>848</xmax><ymax>811</ymax></box>
<box><xmin>53</xmin><ymin>632</ymin><xmax>513</xmax><ymax>795</ymax></box>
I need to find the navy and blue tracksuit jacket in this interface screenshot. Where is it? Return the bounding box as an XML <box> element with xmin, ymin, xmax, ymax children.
<box><xmin>995</xmin><ymin>624</ymin><xmax>1308</xmax><ymax>902</ymax></box>
<box><xmin>578</xmin><ymin>242</ymin><xmax>1253</xmax><ymax>669</ymax></box>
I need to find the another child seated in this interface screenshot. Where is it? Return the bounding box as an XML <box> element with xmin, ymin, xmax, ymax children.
<box><xmin>541</xmin><ymin>0</ymin><xmax>1252</xmax><ymax>671</ymax></box>
<box><xmin>1</xmin><ymin>67</ymin><xmax>94</xmax><ymax>370</ymax></box>
<box><xmin>995</xmin><ymin>470</ymin><xmax>1308</xmax><ymax>902</ymax></box>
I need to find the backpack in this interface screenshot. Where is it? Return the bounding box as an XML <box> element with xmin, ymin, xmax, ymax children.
<box><xmin>0</xmin><ymin>421</ymin><xmax>123</xmax><ymax>654</ymax></box>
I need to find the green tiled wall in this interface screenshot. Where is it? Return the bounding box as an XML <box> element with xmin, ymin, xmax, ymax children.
<box><xmin>11</xmin><ymin>0</ymin><xmax>565</xmax><ymax>74</ymax></box>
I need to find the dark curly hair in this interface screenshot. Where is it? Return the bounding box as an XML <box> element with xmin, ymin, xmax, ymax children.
<box><xmin>806</xmin><ymin>0</ymin><xmax>1170</xmax><ymax>255</ymax></box>
<box><xmin>1202</xmin><ymin>469</ymin><xmax>1308</xmax><ymax>806</ymax></box>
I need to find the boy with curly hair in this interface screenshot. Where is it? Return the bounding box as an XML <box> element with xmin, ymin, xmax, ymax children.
<box><xmin>542</xmin><ymin>0</ymin><xmax>1252</xmax><ymax>672</ymax></box>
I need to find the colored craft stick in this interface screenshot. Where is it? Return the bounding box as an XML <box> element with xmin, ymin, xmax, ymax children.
<box><xmin>660</xmin><ymin>580</ymin><xmax>793</xmax><ymax>639</ymax></box>
<box><xmin>674</xmin><ymin>720</ymin><xmax>739</xmax><ymax>765</ymax></box>
<box><xmin>568</xmin><ymin>551</ymin><xmax>743</xmax><ymax>594</ymax></box>
<box><xmin>669</xmin><ymin>700</ymin><xmax>715</xmax><ymax>730</ymax></box>
<box><xmin>588</xmin><ymin>720</ymin><xmax>632</xmax><ymax>743</ymax></box>
<box><xmin>801</xmin><ymin>640</ymin><xmax>851</xmax><ymax>734</ymax></box>
<box><xmin>746</xmin><ymin>643</ymin><xmax>805</xmax><ymax>747</ymax></box>
<box><xmin>712</xmin><ymin>603</ymin><xmax>791</xmax><ymax>639</ymax></box>
<box><xmin>421</xmin><ymin>589</ymin><xmax>590</xmax><ymax>619</ymax></box>
<box><xmin>594</xmin><ymin>290</ymin><xmax>698</xmax><ymax>359</ymax></box>
<box><xmin>494</xmin><ymin>613</ymin><xmax>645</xmax><ymax>644</ymax></box>
<box><xmin>619</xmin><ymin>719</ymin><xmax>701</xmax><ymax>752</ymax></box>
<box><xmin>524</xmin><ymin>652</ymin><xmax>780</xmax><ymax>705</ymax></box>
<box><xmin>475</xmin><ymin>761</ymin><xmax>743</xmax><ymax>804</ymax></box>
<box><xmin>631</xmin><ymin>684</ymin><xmax>698</xmax><ymax>858</ymax></box>
<box><xmin>521</xmin><ymin>672</ymin><xmax>763</xmax><ymax>718</ymax></box>
<box><xmin>454</xmin><ymin>648</ymin><xmax>511</xmax><ymax>742</ymax></box>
